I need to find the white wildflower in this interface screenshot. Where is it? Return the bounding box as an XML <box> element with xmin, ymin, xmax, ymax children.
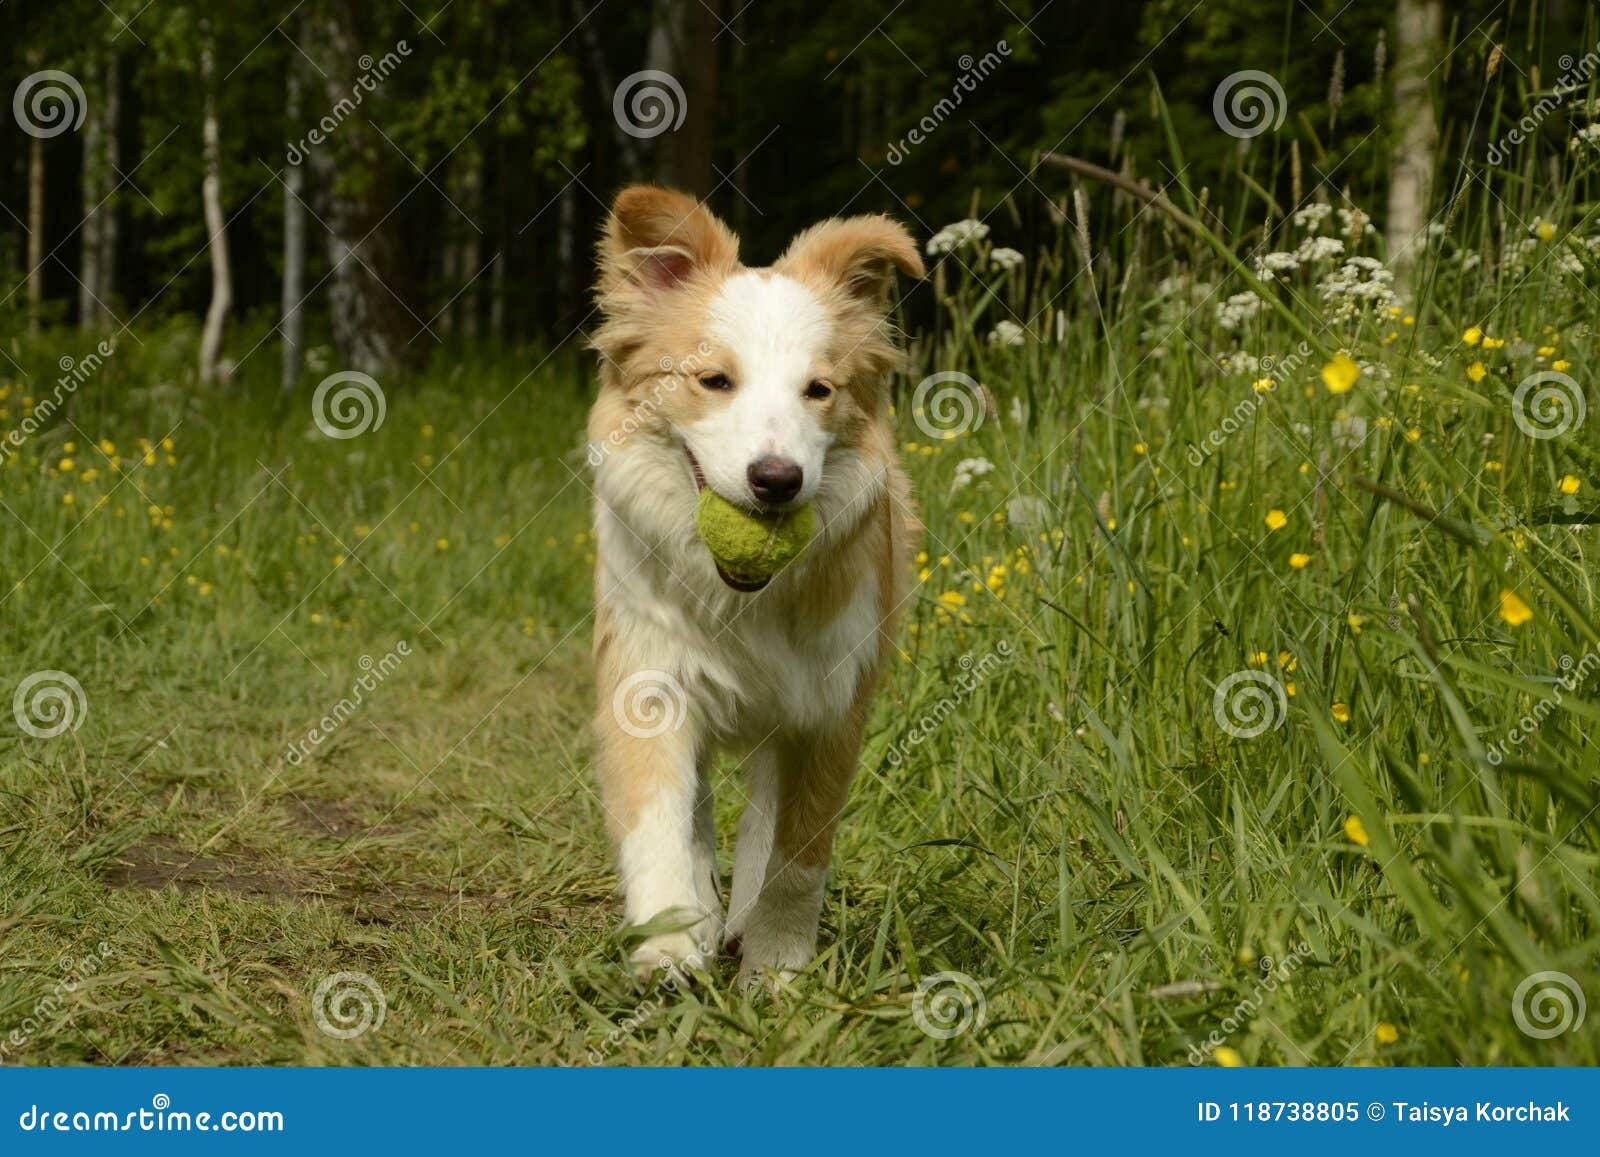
<box><xmin>1318</xmin><ymin>257</ymin><xmax>1398</xmax><ymax>321</ymax></box>
<box><xmin>1337</xmin><ymin>207</ymin><xmax>1377</xmax><ymax>236</ymax></box>
<box><xmin>989</xmin><ymin>246</ymin><xmax>1025</xmax><ymax>272</ymax></box>
<box><xmin>952</xmin><ymin>456</ymin><xmax>995</xmax><ymax>491</ymax></box>
<box><xmin>1294</xmin><ymin>203</ymin><xmax>1334</xmax><ymax>231</ymax></box>
<box><xmin>1331</xmin><ymin>414</ymin><xmax>1368</xmax><ymax>451</ymax></box>
<box><xmin>1295</xmin><ymin>235</ymin><xmax>1345</xmax><ymax>264</ymax></box>
<box><xmin>926</xmin><ymin>218</ymin><xmax>990</xmax><ymax>255</ymax></box>
<box><xmin>989</xmin><ymin>320</ymin><xmax>1026</xmax><ymax>347</ymax></box>
<box><xmin>1007</xmin><ymin>495</ymin><xmax>1051</xmax><ymax>529</ymax></box>
<box><xmin>1254</xmin><ymin>251</ymin><xmax>1301</xmax><ymax>281</ymax></box>
<box><xmin>1216</xmin><ymin>292</ymin><xmax>1263</xmax><ymax>331</ymax></box>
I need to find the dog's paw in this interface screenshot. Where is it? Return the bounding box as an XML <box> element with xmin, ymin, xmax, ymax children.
<box><xmin>735</xmin><ymin>927</ymin><xmax>814</xmax><ymax>991</ymax></box>
<box><xmin>630</xmin><ymin>932</ymin><xmax>715</xmax><ymax>986</ymax></box>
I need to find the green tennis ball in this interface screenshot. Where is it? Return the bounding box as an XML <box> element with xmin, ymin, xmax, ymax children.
<box><xmin>695</xmin><ymin>489</ymin><xmax>816</xmax><ymax>586</ymax></box>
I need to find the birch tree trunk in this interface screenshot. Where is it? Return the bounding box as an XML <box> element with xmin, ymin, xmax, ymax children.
<box><xmin>645</xmin><ymin>0</ymin><xmax>720</xmax><ymax>196</ymax></box>
<box><xmin>99</xmin><ymin>52</ymin><xmax>120</xmax><ymax>311</ymax></box>
<box><xmin>198</xmin><ymin>25</ymin><xmax>233</xmax><ymax>384</ymax></box>
<box><xmin>79</xmin><ymin>80</ymin><xmax>104</xmax><ymax>330</ymax></box>
<box><xmin>282</xmin><ymin>49</ymin><xmax>306</xmax><ymax>392</ymax></box>
<box><xmin>312</xmin><ymin>12</ymin><xmax>397</xmax><ymax>377</ymax></box>
<box><xmin>1386</xmin><ymin>0</ymin><xmax>1442</xmax><ymax>284</ymax></box>
<box><xmin>27</xmin><ymin>134</ymin><xmax>44</xmax><ymax>335</ymax></box>
<box><xmin>458</xmin><ymin>156</ymin><xmax>482</xmax><ymax>341</ymax></box>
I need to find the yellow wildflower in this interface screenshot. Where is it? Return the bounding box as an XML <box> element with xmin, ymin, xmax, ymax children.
<box><xmin>1332</xmin><ymin>702</ymin><xmax>1351</xmax><ymax>723</ymax></box>
<box><xmin>1213</xmin><ymin>1047</ymin><xmax>1243</xmax><ymax>1067</ymax></box>
<box><xmin>1463</xmin><ymin>327</ymin><xmax>1483</xmax><ymax>346</ymax></box>
<box><xmin>1289</xmin><ymin>552</ymin><xmax>1312</xmax><ymax>570</ymax></box>
<box><xmin>1376</xmin><ymin>1022</ymin><xmax>1400</xmax><ymax>1045</ymax></box>
<box><xmin>1322</xmin><ymin>354</ymin><xmax>1360</xmax><ymax>394</ymax></box>
<box><xmin>1560</xmin><ymin>475</ymin><xmax>1581</xmax><ymax>495</ymax></box>
<box><xmin>1265</xmin><ymin>509</ymin><xmax>1287</xmax><ymax>531</ymax></box>
<box><xmin>1499</xmin><ymin>589</ymin><xmax>1533</xmax><ymax>627</ymax></box>
<box><xmin>1344</xmin><ymin>816</ymin><xmax>1369</xmax><ymax>846</ymax></box>
<box><xmin>1466</xmin><ymin>362</ymin><xmax>1487</xmax><ymax>383</ymax></box>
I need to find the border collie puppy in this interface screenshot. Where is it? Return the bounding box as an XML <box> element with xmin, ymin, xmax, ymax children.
<box><xmin>587</xmin><ymin>185</ymin><xmax>923</xmax><ymax>983</ymax></box>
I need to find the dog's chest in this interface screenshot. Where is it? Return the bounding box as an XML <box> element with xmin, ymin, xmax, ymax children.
<box><xmin>597</xmin><ymin>515</ymin><xmax>880</xmax><ymax>738</ymax></box>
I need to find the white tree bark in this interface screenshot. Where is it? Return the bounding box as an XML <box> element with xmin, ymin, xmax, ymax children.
<box><xmin>282</xmin><ymin>49</ymin><xmax>306</xmax><ymax>392</ymax></box>
<box><xmin>99</xmin><ymin>52</ymin><xmax>120</xmax><ymax>310</ymax></box>
<box><xmin>312</xmin><ymin>13</ymin><xmax>394</xmax><ymax>377</ymax></box>
<box><xmin>27</xmin><ymin>136</ymin><xmax>46</xmax><ymax>334</ymax></box>
<box><xmin>198</xmin><ymin>26</ymin><xmax>233</xmax><ymax>384</ymax></box>
<box><xmin>1386</xmin><ymin>0</ymin><xmax>1442</xmax><ymax>284</ymax></box>
<box><xmin>79</xmin><ymin>78</ymin><xmax>104</xmax><ymax>330</ymax></box>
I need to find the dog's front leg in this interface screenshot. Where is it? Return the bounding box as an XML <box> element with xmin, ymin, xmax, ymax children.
<box><xmin>594</xmin><ymin>686</ymin><xmax>724</xmax><ymax>980</ymax></box>
<box><xmin>736</xmin><ymin>725</ymin><xmax>862</xmax><ymax>987</ymax></box>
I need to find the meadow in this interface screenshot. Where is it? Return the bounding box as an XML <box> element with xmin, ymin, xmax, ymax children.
<box><xmin>3</xmin><ymin>148</ymin><xmax>1600</xmax><ymax>1066</ymax></box>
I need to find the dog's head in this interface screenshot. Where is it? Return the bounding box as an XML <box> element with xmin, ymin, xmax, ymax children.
<box><xmin>590</xmin><ymin>185</ymin><xmax>922</xmax><ymax>517</ymax></box>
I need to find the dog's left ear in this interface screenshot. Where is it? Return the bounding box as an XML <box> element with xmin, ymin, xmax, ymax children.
<box><xmin>597</xmin><ymin>185</ymin><xmax>740</xmax><ymax>301</ymax></box>
<box><xmin>776</xmin><ymin>215</ymin><xmax>924</xmax><ymax>303</ymax></box>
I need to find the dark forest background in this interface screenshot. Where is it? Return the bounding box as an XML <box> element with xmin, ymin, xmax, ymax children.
<box><xmin>1</xmin><ymin>0</ymin><xmax>1593</xmax><ymax>384</ymax></box>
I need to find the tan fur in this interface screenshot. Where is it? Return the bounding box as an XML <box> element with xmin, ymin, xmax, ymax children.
<box><xmin>586</xmin><ymin>186</ymin><xmax>921</xmax><ymax>980</ymax></box>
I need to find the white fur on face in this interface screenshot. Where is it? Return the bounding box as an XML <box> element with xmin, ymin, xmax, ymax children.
<box><xmin>684</xmin><ymin>271</ymin><xmax>833</xmax><ymax>506</ymax></box>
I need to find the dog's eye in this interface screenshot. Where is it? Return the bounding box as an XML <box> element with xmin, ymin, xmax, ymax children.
<box><xmin>698</xmin><ymin>372</ymin><xmax>732</xmax><ymax>391</ymax></box>
<box><xmin>804</xmin><ymin>379</ymin><xmax>833</xmax><ymax>400</ymax></box>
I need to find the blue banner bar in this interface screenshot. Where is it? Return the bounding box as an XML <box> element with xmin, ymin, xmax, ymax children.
<box><xmin>2</xmin><ymin>1068</ymin><xmax>1595</xmax><ymax>1153</ymax></box>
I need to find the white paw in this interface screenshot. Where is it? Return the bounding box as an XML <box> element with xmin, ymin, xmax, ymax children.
<box><xmin>630</xmin><ymin>931</ymin><xmax>714</xmax><ymax>984</ymax></box>
<box><xmin>735</xmin><ymin>925</ymin><xmax>814</xmax><ymax>990</ymax></box>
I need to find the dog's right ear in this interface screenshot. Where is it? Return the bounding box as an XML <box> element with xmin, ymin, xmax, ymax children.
<box><xmin>597</xmin><ymin>186</ymin><xmax>739</xmax><ymax>304</ymax></box>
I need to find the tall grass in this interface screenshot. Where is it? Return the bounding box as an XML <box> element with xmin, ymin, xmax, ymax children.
<box><xmin>1</xmin><ymin>56</ymin><xmax>1598</xmax><ymax>1063</ymax></box>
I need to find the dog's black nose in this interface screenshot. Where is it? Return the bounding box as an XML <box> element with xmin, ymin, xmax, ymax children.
<box><xmin>747</xmin><ymin>456</ymin><xmax>803</xmax><ymax>505</ymax></box>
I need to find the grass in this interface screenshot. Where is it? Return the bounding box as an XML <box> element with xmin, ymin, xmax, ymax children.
<box><xmin>4</xmin><ymin>145</ymin><xmax>1600</xmax><ymax>1066</ymax></box>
